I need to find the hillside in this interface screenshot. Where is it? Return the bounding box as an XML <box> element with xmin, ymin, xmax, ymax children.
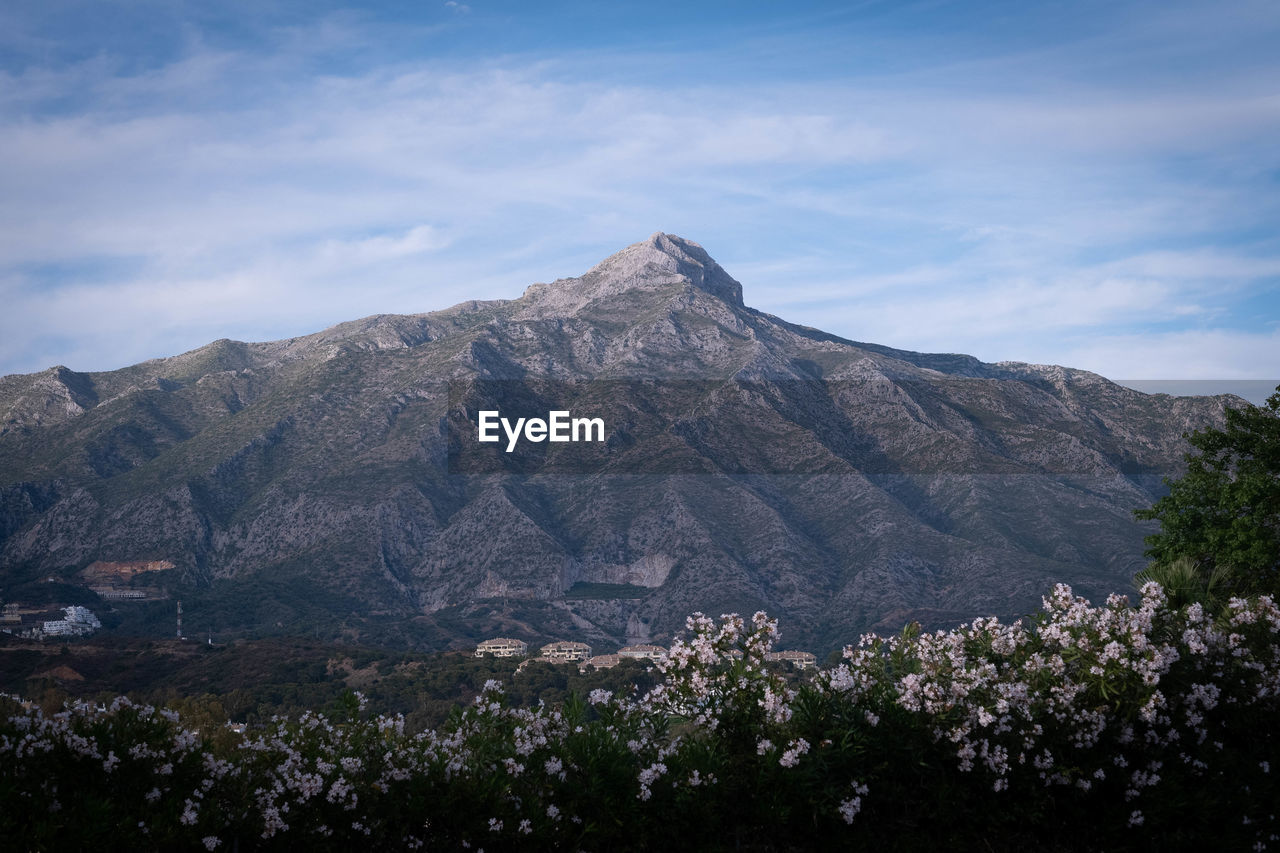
<box><xmin>0</xmin><ymin>234</ymin><xmax>1237</xmax><ymax>651</ymax></box>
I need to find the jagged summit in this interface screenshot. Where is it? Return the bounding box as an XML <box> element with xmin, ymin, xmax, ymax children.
<box><xmin>520</xmin><ymin>233</ymin><xmax>744</xmax><ymax>316</ymax></box>
<box><xmin>590</xmin><ymin>233</ymin><xmax>745</xmax><ymax>307</ymax></box>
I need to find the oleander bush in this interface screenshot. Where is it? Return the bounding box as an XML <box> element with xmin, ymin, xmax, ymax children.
<box><xmin>3</xmin><ymin>582</ymin><xmax>1279</xmax><ymax>851</ymax></box>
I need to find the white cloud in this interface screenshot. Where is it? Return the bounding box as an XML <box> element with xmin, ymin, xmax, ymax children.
<box><xmin>317</xmin><ymin>225</ymin><xmax>451</xmax><ymax>265</ymax></box>
<box><xmin>1093</xmin><ymin>249</ymin><xmax>1280</xmax><ymax>281</ymax></box>
<box><xmin>1056</xmin><ymin>328</ymin><xmax>1280</xmax><ymax>380</ymax></box>
<box><xmin>0</xmin><ymin>7</ymin><xmax>1277</xmax><ymax>378</ymax></box>
<box><xmin>750</xmin><ymin>240</ymin><xmax>1279</xmax><ymax>375</ymax></box>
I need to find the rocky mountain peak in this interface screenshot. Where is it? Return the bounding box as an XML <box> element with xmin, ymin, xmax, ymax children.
<box><xmin>519</xmin><ymin>233</ymin><xmax>744</xmax><ymax>317</ymax></box>
<box><xmin>590</xmin><ymin>233</ymin><xmax>745</xmax><ymax>306</ymax></box>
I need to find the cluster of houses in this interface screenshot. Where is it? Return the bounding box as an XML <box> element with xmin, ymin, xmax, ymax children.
<box><xmin>475</xmin><ymin>637</ymin><xmax>817</xmax><ymax>673</ymax></box>
<box><xmin>1</xmin><ymin>604</ymin><xmax>103</xmax><ymax>640</ymax></box>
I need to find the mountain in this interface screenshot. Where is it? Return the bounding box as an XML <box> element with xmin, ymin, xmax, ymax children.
<box><xmin>0</xmin><ymin>234</ymin><xmax>1237</xmax><ymax>652</ymax></box>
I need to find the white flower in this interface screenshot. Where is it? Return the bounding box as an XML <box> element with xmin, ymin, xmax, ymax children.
<box><xmin>202</xmin><ymin>837</ymin><xmax>221</xmax><ymax>851</ymax></box>
<box><xmin>779</xmin><ymin>738</ymin><xmax>809</xmax><ymax>768</ymax></box>
<box><xmin>838</xmin><ymin>782</ymin><xmax>869</xmax><ymax>823</ymax></box>
<box><xmin>638</xmin><ymin>762</ymin><xmax>667</xmax><ymax>786</ymax></box>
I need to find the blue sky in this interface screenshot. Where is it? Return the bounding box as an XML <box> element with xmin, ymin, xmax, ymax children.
<box><xmin>1</xmin><ymin>0</ymin><xmax>1277</xmax><ymax>387</ymax></box>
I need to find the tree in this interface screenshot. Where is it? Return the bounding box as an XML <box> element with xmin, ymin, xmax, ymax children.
<box><xmin>1135</xmin><ymin>385</ymin><xmax>1280</xmax><ymax>597</ymax></box>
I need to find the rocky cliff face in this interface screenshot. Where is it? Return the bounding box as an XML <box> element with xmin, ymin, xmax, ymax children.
<box><xmin>0</xmin><ymin>234</ymin><xmax>1237</xmax><ymax>651</ymax></box>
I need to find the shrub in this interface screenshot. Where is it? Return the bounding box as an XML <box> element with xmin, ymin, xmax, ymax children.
<box><xmin>3</xmin><ymin>584</ymin><xmax>1279</xmax><ymax>850</ymax></box>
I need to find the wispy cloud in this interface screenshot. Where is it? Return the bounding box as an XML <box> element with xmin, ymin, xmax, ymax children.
<box><xmin>0</xmin><ymin>2</ymin><xmax>1276</xmax><ymax>379</ymax></box>
<box><xmin>1058</xmin><ymin>328</ymin><xmax>1280</xmax><ymax>380</ymax></box>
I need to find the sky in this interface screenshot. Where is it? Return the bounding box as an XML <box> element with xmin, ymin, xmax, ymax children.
<box><xmin>1</xmin><ymin>0</ymin><xmax>1278</xmax><ymax>391</ymax></box>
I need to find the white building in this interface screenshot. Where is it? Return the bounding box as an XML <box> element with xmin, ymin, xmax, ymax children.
<box><xmin>540</xmin><ymin>640</ymin><xmax>592</xmax><ymax>662</ymax></box>
<box><xmin>579</xmin><ymin>654</ymin><xmax>622</xmax><ymax>673</ymax></box>
<box><xmin>618</xmin><ymin>644</ymin><xmax>667</xmax><ymax>662</ymax></box>
<box><xmin>91</xmin><ymin>587</ymin><xmax>147</xmax><ymax>600</ymax></box>
<box><xmin>765</xmin><ymin>650</ymin><xmax>817</xmax><ymax>670</ymax></box>
<box><xmin>475</xmin><ymin>637</ymin><xmax>529</xmax><ymax>658</ymax></box>
<box><xmin>42</xmin><ymin>605</ymin><xmax>102</xmax><ymax>637</ymax></box>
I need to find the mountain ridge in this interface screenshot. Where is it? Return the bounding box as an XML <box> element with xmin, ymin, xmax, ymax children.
<box><xmin>0</xmin><ymin>234</ymin><xmax>1239</xmax><ymax>652</ymax></box>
